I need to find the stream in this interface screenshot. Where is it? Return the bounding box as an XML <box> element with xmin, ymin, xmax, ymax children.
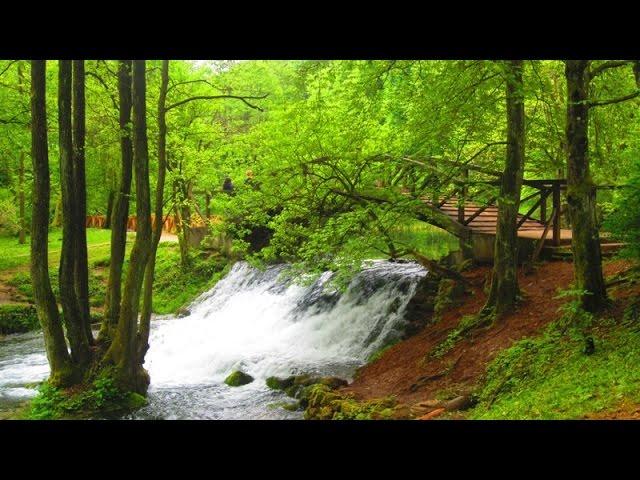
<box><xmin>0</xmin><ymin>260</ymin><xmax>427</xmax><ymax>419</ymax></box>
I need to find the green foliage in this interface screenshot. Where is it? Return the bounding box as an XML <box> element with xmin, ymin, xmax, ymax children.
<box><xmin>0</xmin><ymin>188</ymin><xmax>21</xmax><ymax>236</ymax></box>
<box><xmin>152</xmin><ymin>244</ymin><xmax>231</xmax><ymax>315</ymax></box>
<box><xmin>27</xmin><ymin>370</ymin><xmax>147</xmax><ymax>419</ymax></box>
<box><xmin>431</xmin><ymin>315</ymin><xmax>481</xmax><ymax>358</ymax></box>
<box><xmin>0</xmin><ymin>304</ymin><xmax>39</xmax><ymax>334</ymax></box>
<box><xmin>470</xmin><ymin>323</ymin><xmax>640</xmax><ymax>419</ymax></box>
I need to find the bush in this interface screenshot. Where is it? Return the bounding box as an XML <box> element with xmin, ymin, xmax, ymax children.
<box><xmin>0</xmin><ymin>189</ymin><xmax>21</xmax><ymax>236</ymax></box>
<box><xmin>0</xmin><ymin>304</ymin><xmax>39</xmax><ymax>334</ymax></box>
<box><xmin>605</xmin><ymin>165</ymin><xmax>640</xmax><ymax>258</ymax></box>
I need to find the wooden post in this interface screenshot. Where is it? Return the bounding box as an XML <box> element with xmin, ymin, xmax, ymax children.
<box><xmin>458</xmin><ymin>167</ymin><xmax>468</xmax><ymax>224</ymax></box>
<box><xmin>205</xmin><ymin>191</ymin><xmax>211</xmax><ymax>219</ymax></box>
<box><xmin>540</xmin><ymin>187</ymin><xmax>547</xmax><ymax>223</ymax></box>
<box><xmin>552</xmin><ymin>181</ymin><xmax>561</xmax><ymax>246</ymax></box>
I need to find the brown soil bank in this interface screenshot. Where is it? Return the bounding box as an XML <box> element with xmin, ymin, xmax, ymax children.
<box><xmin>341</xmin><ymin>259</ymin><xmax>633</xmax><ymax>418</ymax></box>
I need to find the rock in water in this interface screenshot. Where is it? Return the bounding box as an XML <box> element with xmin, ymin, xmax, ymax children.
<box><xmin>224</xmin><ymin>370</ymin><xmax>254</xmax><ymax>387</ymax></box>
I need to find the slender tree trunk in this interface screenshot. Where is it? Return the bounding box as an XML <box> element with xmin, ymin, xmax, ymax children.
<box><xmin>565</xmin><ymin>60</ymin><xmax>607</xmax><ymax>313</ymax></box>
<box><xmin>101</xmin><ymin>60</ymin><xmax>133</xmax><ymax>341</ymax></box>
<box><xmin>72</xmin><ymin>60</ymin><xmax>92</xmax><ymax>345</ymax></box>
<box><xmin>51</xmin><ymin>194</ymin><xmax>63</xmax><ymax>228</ymax></box>
<box><xmin>17</xmin><ymin>63</ymin><xmax>26</xmax><ymax>245</ymax></box>
<box><xmin>58</xmin><ymin>60</ymin><xmax>91</xmax><ymax>368</ymax></box>
<box><xmin>18</xmin><ymin>152</ymin><xmax>26</xmax><ymax>244</ymax></box>
<box><xmin>104</xmin><ymin>188</ymin><xmax>115</xmax><ymax>229</ymax></box>
<box><xmin>138</xmin><ymin>60</ymin><xmax>169</xmax><ymax>363</ymax></box>
<box><xmin>481</xmin><ymin>60</ymin><xmax>526</xmax><ymax>318</ymax></box>
<box><xmin>174</xmin><ymin>177</ymin><xmax>192</xmax><ymax>268</ymax></box>
<box><xmin>30</xmin><ymin>60</ymin><xmax>75</xmax><ymax>387</ymax></box>
<box><xmin>104</xmin><ymin>60</ymin><xmax>152</xmax><ymax>394</ymax></box>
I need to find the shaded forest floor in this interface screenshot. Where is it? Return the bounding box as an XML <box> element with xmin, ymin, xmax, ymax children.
<box><xmin>341</xmin><ymin>258</ymin><xmax>640</xmax><ymax>419</ymax></box>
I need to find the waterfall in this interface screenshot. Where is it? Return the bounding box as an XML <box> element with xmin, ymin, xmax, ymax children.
<box><xmin>0</xmin><ymin>259</ymin><xmax>428</xmax><ymax>419</ymax></box>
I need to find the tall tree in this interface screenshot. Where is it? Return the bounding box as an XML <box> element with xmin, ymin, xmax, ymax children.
<box><xmin>58</xmin><ymin>60</ymin><xmax>91</xmax><ymax>368</ymax></box>
<box><xmin>30</xmin><ymin>60</ymin><xmax>75</xmax><ymax>386</ymax></box>
<box><xmin>564</xmin><ymin>60</ymin><xmax>640</xmax><ymax>312</ymax></box>
<box><xmin>104</xmin><ymin>60</ymin><xmax>152</xmax><ymax>393</ymax></box>
<box><xmin>565</xmin><ymin>61</ymin><xmax>607</xmax><ymax>312</ymax></box>
<box><xmin>481</xmin><ymin>60</ymin><xmax>526</xmax><ymax>318</ymax></box>
<box><xmin>101</xmin><ymin>60</ymin><xmax>133</xmax><ymax>340</ymax></box>
<box><xmin>138</xmin><ymin>59</ymin><xmax>169</xmax><ymax>362</ymax></box>
<box><xmin>72</xmin><ymin>59</ymin><xmax>92</xmax><ymax>345</ymax></box>
<box><xmin>16</xmin><ymin>62</ymin><xmax>27</xmax><ymax>244</ymax></box>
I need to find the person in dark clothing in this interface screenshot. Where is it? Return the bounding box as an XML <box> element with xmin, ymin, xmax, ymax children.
<box><xmin>222</xmin><ymin>176</ymin><xmax>235</xmax><ymax>195</ymax></box>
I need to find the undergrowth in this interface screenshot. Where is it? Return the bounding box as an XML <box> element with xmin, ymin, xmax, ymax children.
<box><xmin>28</xmin><ymin>369</ymin><xmax>146</xmax><ymax>419</ymax></box>
<box><xmin>469</xmin><ymin>289</ymin><xmax>640</xmax><ymax>419</ymax></box>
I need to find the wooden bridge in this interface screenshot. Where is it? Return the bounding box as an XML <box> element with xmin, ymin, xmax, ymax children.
<box><xmin>430</xmin><ymin>176</ymin><xmax>622</xmax><ymax>262</ymax></box>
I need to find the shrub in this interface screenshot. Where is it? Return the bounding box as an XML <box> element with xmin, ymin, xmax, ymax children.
<box><xmin>0</xmin><ymin>304</ymin><xmax>39</xmax><ymax>334</ymax></box>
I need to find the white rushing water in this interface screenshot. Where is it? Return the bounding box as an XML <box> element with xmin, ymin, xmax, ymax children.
<box><xmin>0</xmin><ymin>260</ymin><xmax>427</xmax><ymax>419</ymax></box>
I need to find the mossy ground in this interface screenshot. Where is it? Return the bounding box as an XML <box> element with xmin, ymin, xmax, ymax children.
<box><xmin>26</xmin><ymin>369</ymin><xmax>147</xmax><ymax>420</ymax></box>
<box><xmin>469</xmin><ymin>306</ymin><xmax>640</xmax><ymax>419</ymax></box>
<box><xmin>303</xmin><ymin>384</ymin><xmax>397</xmax><ymax>420</ymax></box>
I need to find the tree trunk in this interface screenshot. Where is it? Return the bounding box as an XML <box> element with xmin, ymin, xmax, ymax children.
<box><xmin>138</xmin><ymin>60</ymin><xmax>169</xmax><ymax>363</ymax></box>
<box><xmin>51</xmin><ymin>194</ymin><xmax>63</xmax><ymax>228</ymax></box>
<box><xmin>175</xmin><ymin>178</ymin><xmax>192</xmax><ymax>268</ymax></box>
<box><xmin>29</xmin><ymin>60</ymin><xmax>75</xmax><ymax>387</ymax></box>
<box><xmin>101</xmin><ymin>60</ymin><xmax>133</xmax><ymax>341</ymax></box>
<box><xmin>58</xmin><ymin>60</ymin><xmax>91</xmax><ymax>369</ymax></box>
<box><xmin>18</xmin><ymin>151</ymin><xmax>26</xmax><ymax>244</ymax></box>
<box><xmin>481</xmin><ymin>60</ymin><xmax>526</xmax><ymax>318</ymax></box>
<box><xmin>17</xmin><ymin>63</ymin><xmax>26</xmax><ymax>245</ymax></box>
<box><xmin>104</xmin><ymin>189</ymin><xmax>115</xmax><ymax>229</ymax></box>
<box><xmin>104</xmin><ymin>60</ymin><xmax>151</xmax><ymax>394</ymax></box>
<box><xmin>565</xmin><ymin>60</ymin><xmax>607</xmax><ymax>313</ymax></box>
<box><xmin>72</xmin><ymin>60</ymin><xmax>92</xmax><ymax>345</ymax></box>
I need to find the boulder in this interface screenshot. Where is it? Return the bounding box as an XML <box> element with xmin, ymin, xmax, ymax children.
<box><xmin>224</xmin><ymin>370</ymin><xmax>254</xmax><ymax>387</ymax></box>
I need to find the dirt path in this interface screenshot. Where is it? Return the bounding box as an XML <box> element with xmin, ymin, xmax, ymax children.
<box><xmin>342</xmin><ymin>259</ymin><xmax>632</xmax><ymax>412</ymax></box>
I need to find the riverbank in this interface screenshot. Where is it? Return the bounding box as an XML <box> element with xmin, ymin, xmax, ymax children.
<box><xmin>329</xmin><ymin>258</ymin><xmax>640</xmax><ymax>420</ymax></box>
<box><xmin>0</xmin><ymin>229</ymin><xmax>232</xmax><ymax>335</ymax></box>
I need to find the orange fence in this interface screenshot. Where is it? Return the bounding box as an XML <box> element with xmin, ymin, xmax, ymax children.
<box><xmin>86</xmin><ymin>214</ymin><xmax>223</xmax><ymax>234</ymax></box>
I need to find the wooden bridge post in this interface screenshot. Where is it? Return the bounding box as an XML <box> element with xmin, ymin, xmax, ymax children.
<box><xmin>552</xmin><ymin>181</ymin><xmax>561</xmax><ymax>246</ymax></box>
<box><xmin>540</xmin><ymin>187</ymin><xmax>547</xmax><ymax>223</ymax></box>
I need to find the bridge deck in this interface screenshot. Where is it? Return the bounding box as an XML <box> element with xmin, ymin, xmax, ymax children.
<box><xmin>437</xmin><ymin>197</ymin><xmax>573</xmax><ymax>244</ymax></box>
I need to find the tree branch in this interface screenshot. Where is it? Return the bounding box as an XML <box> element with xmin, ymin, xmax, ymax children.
<box><xmin>85</xmin><ymin>71</ymin><xmax>119</xmax><ymax>110</ymax></box>
<box><xmin>165</xmin><ymin>93</ymin><xmax>268</xmax><ymax>112</ymax></box>
<box><xmin>588</xmin><ymin>60</ymin><xmax>632</xmax><ymax>80</ymax></box>
<box><xmin>589</xmin><ymin>90</ymin><xmax>640</xmax><ymax>108</ymax></box>
<box><xmin>0</xmin><ymin>60</ymin><xmax>18</xmax><ymax>78</ymax></box>
<box><xmin>167</xmin><ymin>79</ymin><xmax>222</xmax><ymax>94</ymax></box>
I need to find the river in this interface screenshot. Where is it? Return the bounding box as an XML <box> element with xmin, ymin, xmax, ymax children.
<box><xmin>0</xmin><ymin>260</ymin><xmax>427</xmax><ymax>419</ymax></box>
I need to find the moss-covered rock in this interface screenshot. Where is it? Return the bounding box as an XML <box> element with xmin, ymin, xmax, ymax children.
<box><xmin>266</xmin><ymin>375</ymin><xmax>296</xmax><ymax>390</ymax></box>
<box><xmin>303</xmin><ymin>384</ymin><xmax>397</xmax><ymax>420</ymax></box>
<box><xmin>266</xmin><ymin>374</ymin><xmax>347</xmax><ymax>398</ymax></box>
<box><xmin>0</xmin><ymin>304</ymin><xmax>39</xmax><ymax>334</ymax></box>
<box><xmin>224</xmin><ymin>370</ymin><xmax>254</xmax><ymax>387</ymax></box>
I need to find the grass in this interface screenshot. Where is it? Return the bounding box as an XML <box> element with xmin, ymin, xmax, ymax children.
<box><xmin>469</xmin><ymin>320</ymin><xmax>640</xmax><ymax>419</ymax></box>
<box><xmin>0</xmin><ymin>228</ymin><xmax>119</xmax><ymax>272</ymax></box>
<box><xmin>0</xmin><ymin>228</ymin><xmax>231</xmax><ymax>318</ymax></box>
<box><xmin>152</xmin><ymin>244</ymin><xmax>231</xmax><ymax>314</ymax></box>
